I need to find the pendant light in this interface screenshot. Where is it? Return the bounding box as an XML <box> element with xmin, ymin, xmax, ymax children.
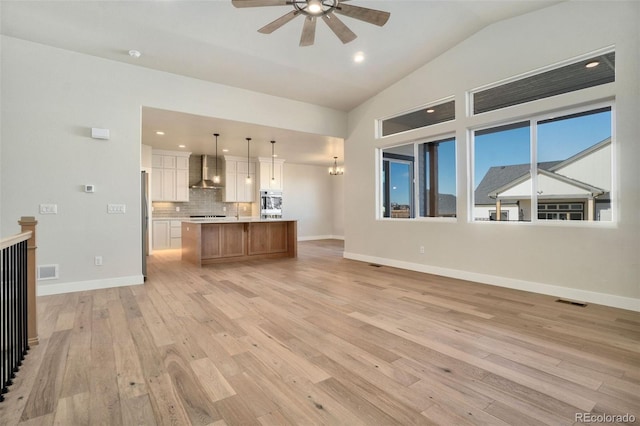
<box><xmin>212</xmin><ymin>133</ymin><xmax>221</xmax><ymax>184</ymax></box>
<box><xmin>329</xmin><ymin>156</ymin><xmax>344</xmax><ymax>175</ymax></box>
<box><xmin>245</xmin><ymin>137</ymin><xmax>252</xmax><ymax>184</ymax></box>
<box><xmin>271</xmin><ymin>140</ymin><xmax>276</xmax><ymax>183</ymax></box>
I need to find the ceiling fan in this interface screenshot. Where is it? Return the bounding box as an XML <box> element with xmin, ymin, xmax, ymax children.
<box><xmin>232</xmin><ymin>0</ymin><xmax>390</xmax><ymax>47</ymax></box>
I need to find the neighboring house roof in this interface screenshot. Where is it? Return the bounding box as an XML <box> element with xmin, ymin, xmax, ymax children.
<box><xmin>474</xmin><ymin>137</ymin><xmax>611</xmax><ymax>206</ymax></box>
<box><xmin>474</xmin><ymin>161</ymin><xmax>559</xmax><ymax>205</ymax></box>
<box><xmin>424</xmin><ymin>191</ymin><xmax>457</xmax><ymax>215</ymax></box>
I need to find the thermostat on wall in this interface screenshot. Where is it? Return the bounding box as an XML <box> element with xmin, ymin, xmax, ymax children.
<box><xmin>85</xmin><ymin>184</ymin><xmax>95</xmax><ymax>193</ymax></box>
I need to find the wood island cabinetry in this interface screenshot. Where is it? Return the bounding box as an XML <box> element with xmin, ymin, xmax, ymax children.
<box><xmin>182</xmin><ymin>220</ymin><xmax>297</xmax><ymax>265</ymax></box>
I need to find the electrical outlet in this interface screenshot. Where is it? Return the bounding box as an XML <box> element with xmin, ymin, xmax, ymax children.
<box><xmin>419</xmin><ymin>246</ymin><xmax>425</xmax><ymax>254</ymax></box>
<box><xmin>176</xmin><ymin>206</ymin><xmax>180</xmax><ymax>212</ymax></box>
<box><xmin>94</xmin><ymin>256</ymin><xmax>103</xmax><ymax>266</ymax></box>
<box><xmin>223</xmin><ymin>206</ymin><xmax>227</xmax><ymax>212</ymax></box>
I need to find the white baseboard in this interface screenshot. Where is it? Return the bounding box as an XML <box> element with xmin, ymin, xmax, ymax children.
<box><xmin>343</xmin><ymin>252</ymin><xmax>640</xmax><ymax>312</ymax></box>
<box><xmin>298</xmin><ymin>235</ymin><xmax>345</xmax><ymax>241</ymax></box>
<box><xmin>37</xmin><ymin>275</ymin><xmax>144</xmax><ymax>296</ymax></box>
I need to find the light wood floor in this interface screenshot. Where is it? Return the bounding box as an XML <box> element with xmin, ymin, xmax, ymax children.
<box><xmin>1</xmin><ymin>240</ymin><xmax>639</xmax><ymax>425</ymax></box>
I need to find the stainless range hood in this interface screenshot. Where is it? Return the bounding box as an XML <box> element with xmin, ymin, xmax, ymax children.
<box><xmin>191</xmin><ymin>155</ymin><xmax>222</xmax><ymax>189</ymax></box>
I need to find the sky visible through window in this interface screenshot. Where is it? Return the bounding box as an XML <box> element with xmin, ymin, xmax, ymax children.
<box><xmin>474</xmin><ymin>108</ymin><xmax>611</xmax><ymax>189</ymax></box>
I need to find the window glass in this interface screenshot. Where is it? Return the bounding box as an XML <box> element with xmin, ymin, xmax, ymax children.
<box><xmin>381</xmin><ymin>100</ymin><xmax>455</xmax><ymax>137</ymax></box>
<box><xmin>381</xmin><ymin>144</ymin><xmax>414</xmax><ymax>218</ymax></box>
<box><xmin>536</xmin><ymin>107</ymin><xmax>612</xmax><ymax>221</ymax></box>
<box><xmin>419</xmin><ymin>137</ymin><xmax>456</xmax><ymax>217</ymax></box>
<box><xmin>473</xmin><ymin>122</ymin><xmax>531</xmax><ymax>221</ymax></box>
<box><xmin>472</xmin><ymin>52</ymin><xmax>615</xmax><ymax>115</ymax></box>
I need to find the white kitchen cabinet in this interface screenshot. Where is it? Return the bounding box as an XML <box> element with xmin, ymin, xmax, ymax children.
<box><xmin>170</xmin><ymin>220</ymin><xmax>182</xmax><ymax>248</ymax></box>
<box><xmin>258</xmin><ymin>157</ymin><xmax>285</xmax><ymax>191</ymax></box>
<box><xmin>153</xmin><ymin>219</ymin><xmax>183</xmax><ymax>250</ymax></box>
<box><xmin>152</xmin><ymin>150</ymin><xmax>191</xmax><ymax>202</ymax></box>
<box><xmin>224</xmin><ymin>156</ymin><xmax>256</xmax><ymax>202</ymax></box>
<box><xmin>152</xmin><ymin>220</ymin><xmax>170</xmax><ymax>250</ymax></box>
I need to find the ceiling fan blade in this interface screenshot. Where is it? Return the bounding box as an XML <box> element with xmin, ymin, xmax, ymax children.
<box><xmin>258</xmin><ymin>11</ymin><xmax>299</xmax><ymax>34</ymax></box>
<box><xmin>299</xmin><ymin>17</ymin><xmax>317</xmax><ymax>47</ymax></box>
<box><xmin>321</xmin><ymin>13</ymin><xmax>357</xmax><ymax>44</ymax></box>
<box><xmin>334</xmin><ymin>3</ymin><xmax>390</xmax><ymax>27</ymax></box>
<box><xmin>232</xmin><ymin>0</ymin><xmax>289</xmax><ymax>8</ymax></box>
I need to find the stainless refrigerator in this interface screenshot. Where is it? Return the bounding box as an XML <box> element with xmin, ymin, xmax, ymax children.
<box><xmin>141</xmin><ymin>171</ymin><xmax>149</xmax><ymax>280</ymax></box>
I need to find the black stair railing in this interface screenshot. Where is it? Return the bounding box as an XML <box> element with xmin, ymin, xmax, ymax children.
<box><xmin>0</xmin><ymin>230</ymin><xmax>32</xmax><ymax>402</ymax></box>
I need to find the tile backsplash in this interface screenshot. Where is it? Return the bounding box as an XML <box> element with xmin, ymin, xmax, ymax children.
<box><xmin>152</xmin><ymin>188</ymin><xmax>252</xmax><ymax>218</ymax></box>
<box><xmin>152</xmin><ymin>155</ymin><xmax>253</xmax><ymax>218</ymax></box>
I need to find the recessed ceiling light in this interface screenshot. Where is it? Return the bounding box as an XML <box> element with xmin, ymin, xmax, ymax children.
<box><xmin>585</xmin><ymin>60</ymin><xmax>599</xmax><ymax>68</ymax></box>
<box><xmin>426</xmin><ymin>108</ymin><xmax>435</xmax><ymax>113</ymax></box>
<box><xmin>155</xmin><ymin>131</ymin><xmax>165</xmax><ymax>135</ymax></box>
<box><xmin>353</xmin><ymin>51</ymin><xmax>365</xmax><ymax>63</ymax></box>
<box><xmin>222</xmin><ymin>149</ymin><xmax>229</xmax><ymax>152</ymax></box>
<box><xmin>128</xmin><ymin>49</ymin><xmax>141</xmax><ymax>58</ymax></box>
<box><xmin>178</xmin><ymin>144</ymin><xmax>186</xmax><ymax>148</ymax></box>
<box><xmin>272</xmin><ymin>154</ymin><xmax>278</xmax><ymax>158</ymax></box>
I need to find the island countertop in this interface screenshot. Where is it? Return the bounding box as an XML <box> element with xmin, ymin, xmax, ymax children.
<box><xmin>181</xmin><ymin>219</ymin><xmax>297</xmax><ymax>265</ymax></box>
<box><xmin>183</xmin><ymin>217</ymin><xmax>297</xmax><ymax>224</ymax></box>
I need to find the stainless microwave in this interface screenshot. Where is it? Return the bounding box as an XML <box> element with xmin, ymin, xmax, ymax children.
<box><xmin>260</xmin><ymin>190</ymin><xmax>282</xmax><ymax>218</ymax></box>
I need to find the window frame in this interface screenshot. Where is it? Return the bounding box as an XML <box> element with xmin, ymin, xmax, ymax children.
<box><xmin>468</xmin><ymin>100</ymin><xmax>616</xmax><ymax>226</ymax></box>
<box><xmin>378</xmin><ymin>134</ymin><xmax>457</xmax><ymax>222</ymax></box>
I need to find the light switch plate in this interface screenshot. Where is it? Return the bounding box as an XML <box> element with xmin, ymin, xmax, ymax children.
<box><xmin>107</xmin><ymin>204</ymin><xmax>126</xmax><ymax>214</ymax></box>
<box><xmin>39</xmin><ymin>204</ymin><xmax>58</xmax><ymax>214</ymax></box>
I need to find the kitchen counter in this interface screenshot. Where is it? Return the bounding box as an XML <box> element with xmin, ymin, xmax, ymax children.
<box><xmin>181</xmin><ymin>219</ymin><xmax>297</xmax><ymax>265</ymax></box>
<box><xmin>183</xmin><ymin>217</ymin><xmax>292</xmax><ymax>224</ymax></box>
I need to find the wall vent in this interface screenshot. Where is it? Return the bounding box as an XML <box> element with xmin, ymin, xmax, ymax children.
<box><xmin>555</xmin><ymin>299</ymin><xmax>587</xmax><ymax>307</ymax></box>
<box><xmin>37</xmin><ymin>264</ymin><xmax>59</xmax><ymax>281</ymax></box>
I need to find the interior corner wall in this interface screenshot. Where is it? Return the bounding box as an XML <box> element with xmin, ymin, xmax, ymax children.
<box><xmin>344</xmin><ymin>1</ymin><xmax>640</xmax><ymax>311</ymax></box>
<box><xmin>283</xmin><ymin>163</ymin><xmax>337</xmax><ymax>240</ymax></box>
<box><xmin>0</xmin><ymin>36</ymin><xmax>347</xmax><ymax>295</ymax></box>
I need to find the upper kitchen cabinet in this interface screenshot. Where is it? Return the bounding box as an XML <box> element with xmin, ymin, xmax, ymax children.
<box><xmin>224</xmin><ymin>156</ymin><xmax>256</xmax><ymax>202</ymax></box>
<box><xmin>152</xmin><ymin>149</ymin><xmax>191</xmax><ymax>202</ymax></box>
<box><xmin>258</xmin><ymin>157</ymin><xmax>285</xmax><ymax>191</ymax></box>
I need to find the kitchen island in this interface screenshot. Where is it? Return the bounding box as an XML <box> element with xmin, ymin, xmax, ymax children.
<box><xmin>181</xmin><ymin>218</ymin><xmax>297</xmax><ymax>265</ymax></box>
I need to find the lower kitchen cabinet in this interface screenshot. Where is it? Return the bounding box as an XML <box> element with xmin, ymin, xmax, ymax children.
<box><xmin>182</xmin><ymin>220</ymin><xmax>297</xmax><ymax>265</ymax></box>
<box><xmin>153</xmin><ymin>220</ymin><xmax>182</xmax><ymax>250</ymax></box>
<box><xmin>248</xmin><ymin>222</ymin><xmax>288</xmax><ymax>255</ymax></box>
<box><xmin>200</xmin><ymin>223</ymin><xmax>245</xmax><ymax>259</ymax></box>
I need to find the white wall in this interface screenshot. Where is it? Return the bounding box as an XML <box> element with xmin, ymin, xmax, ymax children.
<box><xmin>0</xmin><ymin>36</ymin><xmax>347</xmax><ymax>295</ymax></box>
<box><xmin>344</xmin><ymin>1</ymin><xmax>640</xmax><ymax>311</ymax></box>
<box><xmin>283</xmin><ymin>163</ymin><xmax>343</xmax><ymax>240</ymax></box>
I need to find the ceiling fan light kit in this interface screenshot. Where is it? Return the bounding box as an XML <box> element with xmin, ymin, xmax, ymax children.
<box><xmin>232</xmin><ymin>0</ymin><xmax>390</xmax><ymax>47</ymax></box>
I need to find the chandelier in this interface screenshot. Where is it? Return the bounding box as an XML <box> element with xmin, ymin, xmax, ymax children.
<box><xmin>329</xmin><ymin>156</ymin><xmax>344</xmax><ymax>176</ymax></box>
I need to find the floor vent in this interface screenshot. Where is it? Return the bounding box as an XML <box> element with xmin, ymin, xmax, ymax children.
<box><xmin>369</xmin><ymin>264</ymin><xmax>382</xmax><ymax>268</ymax></box>
<box><xmin>556</xmin><ymin>299</ymin><xmax>587</xmax><ymax>307</ymax></box>
<box><xmin>37</xmin><ymin>264</ymin><xmax>59</xmax><ymax>281</ymax></box>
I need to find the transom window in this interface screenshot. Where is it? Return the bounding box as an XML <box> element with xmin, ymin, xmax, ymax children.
<box><xmin>379</xmin><ymin>99</ymin><xmax>455</xmax><ymax>137</ymax></box>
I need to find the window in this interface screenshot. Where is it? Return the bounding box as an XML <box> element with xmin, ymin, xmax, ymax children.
<box><xmin>419</xmin><ymin>137</ymin><xmax>457</xmax><ymax>217</ymax></box>
<box><xmin>537</xmin><ymin>107</ymin><xmax>612</xmax><ymax>221</ymax></box>
<box><xmin>382</xmin><ymin>147</ymin><xmax>414</xmax><ymax>218</ymax></box>
<box><xmin>381</xmin><ymin>137</ymin><xmax>456</xmax><ymax>219</ymax></box>
<box><xmin>472</xmin><ymin>51</ymin><xmax>615</xmax><ymax>115</ymax></box>
<box><xmin>472</xmin><ymin>105</ymin><xmax>613</xmax><ymax>223</ymax></box>
<box><xmin>473</xmin><ymin>122</ymin><xmax>531</xmax><ymax>221</ymax></box>
<box><xmin>380</xmin><ymin>99</ymin><xmax>455</xmax><ymax>137</ymax></box>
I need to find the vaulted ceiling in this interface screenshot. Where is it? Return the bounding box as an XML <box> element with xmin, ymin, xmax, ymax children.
<box><xmin>1</xmin><ymin>1</ymin><xmax>562</xmax><ymax>163</ymax></box>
